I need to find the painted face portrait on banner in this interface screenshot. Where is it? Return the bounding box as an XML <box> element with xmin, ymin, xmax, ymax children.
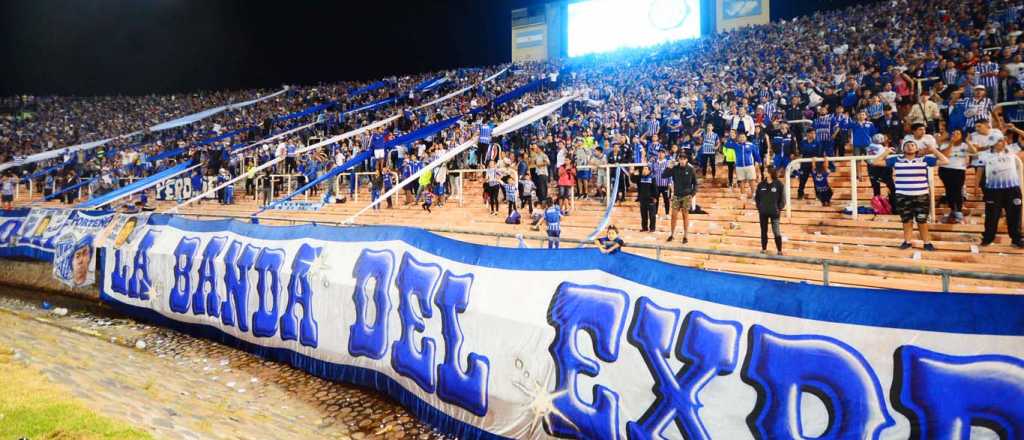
<box><xmin>32</xmin><ymin>215</ymin><xmax>51</xmax><ymax>237</ymax></box>
<box><xmin>71</xmin><ymin>235</ymin><xmax>93</xmax><ymax>286</ymax></box>
<box><xmin>114</xmin><ymin>217</ymin><xmax>138</xmax><ymax>248</ymax></box>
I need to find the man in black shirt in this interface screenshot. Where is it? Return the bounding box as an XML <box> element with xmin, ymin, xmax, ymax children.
<box><xmin>755</xmin><ymin>168</ymin><xmax>786</xmax><ymax>254</ymax></box>
<box><xmin>662</xmin><ymin>153</ymin><xmax>698</xmax><ymax>244</ymax></box>
<box><xmin>877</xmin><ymin>105</ymin><xmax>903</xmax><ymax>147</ymax></box>
<box><xmin>632</xmin><ymin>166</ymin><xmax>657</xmax><ymax>232</ymax></box>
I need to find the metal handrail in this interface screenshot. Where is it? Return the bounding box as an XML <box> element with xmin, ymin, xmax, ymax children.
<box><xmin>176</xmin><ymin>211</ymin><xmax>1024</xmax><ymax>292</ymax></box>
<box><xmin>784</xmin><ymin>155</ymin><xmax>876</xmax><ymax>220</ymax></box>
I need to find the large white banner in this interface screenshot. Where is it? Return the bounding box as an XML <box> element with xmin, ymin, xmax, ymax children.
<box><xmin>96</xmin><ymin>215</ymin><xmax>1024</xmax><ymax>439</ymax></box>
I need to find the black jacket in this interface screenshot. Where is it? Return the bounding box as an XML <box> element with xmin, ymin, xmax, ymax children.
<box><xmin>631</xmin><ymin>173</ymin><xmax>655</xmax><ymax>201</ymax></box>
<box><xmin>662</xmin><ymin>163</ymin><xmax>698</xmax><ymax>197</ymax></box>
<box><xmin>755</xmin><ymin>180</ymin><xmax>786</xmax><ymax>217</ymax></box>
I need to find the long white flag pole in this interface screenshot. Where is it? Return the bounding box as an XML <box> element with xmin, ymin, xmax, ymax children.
<box><xmin>166</xmin><ymin>67</ymin><xmax>511</xmax><ymax>214</ymax></box>
<box><xmin>341</xmin><ymin>93</ymin><xmax>579</xmax><ymax>224</ymax></box>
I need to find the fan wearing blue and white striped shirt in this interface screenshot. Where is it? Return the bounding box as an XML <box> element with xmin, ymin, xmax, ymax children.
<box><xmin>649</xmin><ymin>150</ymin><xmax>673</xmax><ymax>216</ymax></box>
<box><xmin>973</xmin><ymin>56</ymin><xmax>1000</xmax><ymax>93</ymax></box>
<box><xmin>965</xmin><ymin>85</ymin><xmax>993</xmax><ymax>130</ymax></box>
<box><xmin>873</xmin><ymin>140</ymin><xmax>949</xmax><ymax>251</ymax></box>
<box><xmin>697</xmin><ymin>124</ymin><xmax>719</xmax><ymax>179</ymax></box>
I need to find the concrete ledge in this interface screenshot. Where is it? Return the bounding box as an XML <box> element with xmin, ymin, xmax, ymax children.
<box><xmin>0</xmin><ymin>258</ymin><xmax>99</xmax><ymax>301</ymax></box>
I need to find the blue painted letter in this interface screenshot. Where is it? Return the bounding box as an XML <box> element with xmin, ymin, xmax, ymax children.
<box><xmin>626</xmin><ymin>300</ymin><xmax>741</xmax><ymax>440</ymax></box>
<box><xmin>743</xmin><ymin>325</ymin><xmax>895</xmax><ymax>440</ymax></box>
<box><xmin>221</xmin><ymin>241</ymin><xmax>259</xmax><ymax>332</ymax></box>
<box><xmin>894</xmin><ymin>345</ymin><xmax>1024</xmax><ymax>439</ymax></box>
<box><xmin>391</xmin><ymin>253</ymin><xmax>440</xmax><ymax>393</ymax></box>
<box><xmin>280</xmin><ymin>243</ymin><xmax>321</xmax><ymax>348</ymax></box>
<box><xmin>127</xmin><ymin>230</ymin><xmax>157</xmax><ymax>300</ymax></box>
<box><xmin>435</xmin><ymin>271</ymin><xmax>490</xmax><ymax>417</ymax></box>
<box><xmin>349</xmin><ymin>249</ymin><xmax>395</xmax><ymax>359</ymax></box>
<box><xmin>168</xmin><ymin>236</ymin><xmax>199</xmax><ymax>314</ymax></box>
<box><xmin>191</xmin><ymin>236</ymin><xmax>226</xmax><ymax>316</ymax></box>
<box><xmin>251</xmin><ymin>248</ymin><xmax>285</xmax><ymax>338</ymax></box>
<box><xmin>546</xmin><ymin>282</ymin><xmax>629</xmax><ymax>440</ymax></box>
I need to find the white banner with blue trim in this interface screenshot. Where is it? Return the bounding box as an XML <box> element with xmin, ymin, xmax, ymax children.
<box><xmin>95</xmin><ymin>214</ymin><xmax>1024</xmax><ymax>440</ymax></box>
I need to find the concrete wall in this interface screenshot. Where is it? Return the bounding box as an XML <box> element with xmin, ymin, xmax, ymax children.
<box><xmin>0</xmin><ymin>259</ymin><xmax>98</xmax><ymax>301</ymax></box>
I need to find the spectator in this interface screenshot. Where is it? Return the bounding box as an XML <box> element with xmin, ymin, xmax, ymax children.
<box><xmin>632</xmin><ymin>165</ymin><xmax>656</xmax><ymax>232</ymax></box>
<box><xmin>797</xmin><ymin>130</ymin><xmax>823</xmax><ymax>200</ymax></box>
<box><xmin>771</xmin><ymin>122</ymin><xmax>796</xmax><ymax>171</ymax></box>
<box><xmin>1</xmin><ymin>172</ymin><xmax>15</xmax><ymax>210</ymax></box>
<box><xmin>650</xmin><ymin>149</ymin><xmax>672</xmax><ymax>218</ymax></box>
<box><xmin>905</xmin><ymin>92</ymin><xmax>942</xmax><ymax>133</ymax></box>
<box><xmin>976</xmin><ymin>138</ymin><xmax>1023</xmax><ymax>247</ymax></box>
<box><xmin>725</xmin><ymin>132</ymin><xmax>760</xmax><ymax>199</ymax></box>
<box><xmin>542</xmin><ymin>199</ymin><xmax>562</xmax><ymax>249</ymax></box>
<box><xmin>530</xmin><ymin>143</ymin><xmax>550</xmax><ymax>203</ymax></box>
<box><xmin>939</xmin><ymin>129</ymin><xmax>975</xmax><ymax>224</ymax></box>
<box><xmin>556</xmin><ymin>160</ymin><xmax>575</xmax><ymax>214</ymax></box>
<box><xmin>484</xmin><ymin>160</ymin><xmax>500</xmax><ymax>216</ymax></box>
<box><xmin>866</xmin><ymin>134</ymin><xmax>896</xmax><ymax>199</ymax></box>
<box><xmin>812</xmin><ymin>158</ymin><xmax>833</xmax><ymax>207</ymax></box>
<box><xmin>520</xmin><ymin>175</ymin><xmax>535</xmax><ymax>214</ymax></box>
<box><xmin>965</xmin><ymin>85</ymin><xmax>994</xmax><ymax>129</ymax></box>
<box><xmin>662</xmin><ymin>153</ymin><xmax>698</xmax><ymax>244</ymax></box>
<box><xmin>595</xmin><ymin>225</ymin><xmax>624</xmax><ymax>255</ymax></box>
<box><xmin>873</xmin><ymin>140</ymin><xmax>949</xmax><ymax>251</ymax></box>
<box><xmin>696</xmin><ymin>124</ymin><xmax>719</xmax><ymax>180</ymax></box>
<box><xmin>501</xmin><ymin>175</ymin><xmax>518</xmax><ymax>219</ymax></box>
<box><xmin>755</xmin><ymin>167</ymin><xmax>785</xmax><ymax>255</ymax></box>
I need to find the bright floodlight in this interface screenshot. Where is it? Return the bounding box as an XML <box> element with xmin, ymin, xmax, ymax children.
<box><xmin>568</xmin><ymin>0</ymin><xmax>701</xmax><ymax>57</ymax></box>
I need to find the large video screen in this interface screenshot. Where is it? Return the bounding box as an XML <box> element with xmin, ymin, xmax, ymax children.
<box><xmin>568</xmin><ymin>0</ymin><xmax>701</xmax><ymax>57</ymax></box>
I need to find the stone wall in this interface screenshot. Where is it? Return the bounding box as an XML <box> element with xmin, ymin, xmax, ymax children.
<box><xmin>0</xmin><ymin>259</ymin><xmax>99</xmax><ymax>301</ymax></box>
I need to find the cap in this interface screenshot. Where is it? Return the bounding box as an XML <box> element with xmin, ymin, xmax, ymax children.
<box><xmin>74</xmin><ymin>234</ymin><xmax>94</xmax><ymax>253</ymax></box>
<box><xmin>871</xmin><ymin>133</ymin><xmax>887</xmax><ymax>144</ymax></box>
<box><xmin>974</xmin><ymin>84</ymin><xmax>986</xmax><ymax>90</ymax></box>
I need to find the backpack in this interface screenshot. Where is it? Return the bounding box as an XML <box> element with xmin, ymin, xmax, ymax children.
<box><xmin>871</xmin><ymin>195</ymin><xmax>892</xmax><ymax>215</ymax></box>
<box><xmin>505</xmin><ymin>211</ymin><xmax>521</xmax><ymax>224</ymax></box>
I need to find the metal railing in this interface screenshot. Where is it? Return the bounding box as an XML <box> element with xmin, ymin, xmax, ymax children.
<box><xmin>177</xmin><ymin>212</ymin><xmax>1024</xmax><ymax>293</ymax></box>
<box><xmin>784</xmin><ymin>155</ymin><xmax>875</xmax><ymax>220</ymax></box>
<box><xmin>784</xmin><ymin>154</ymin><xmax>1024</xmax><ymax>223</ymax></box>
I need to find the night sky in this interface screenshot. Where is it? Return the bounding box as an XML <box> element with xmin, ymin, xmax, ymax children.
<box><xmin>0</xmin><ymin>0</ymin><xmax>870</xmax><ymax>97</ymax></box>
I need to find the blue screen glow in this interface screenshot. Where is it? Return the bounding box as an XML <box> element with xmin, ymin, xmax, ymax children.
<box><xmin>568</xmin><ymin>0</ymin><xmax>702</xmax><ymax>57</ymax></box>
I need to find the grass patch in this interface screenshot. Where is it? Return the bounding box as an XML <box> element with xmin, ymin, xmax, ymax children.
<box><xmin>0</xmin><ymin>346</ymin><xmax>151</xmax><ymax>440</ymax></box>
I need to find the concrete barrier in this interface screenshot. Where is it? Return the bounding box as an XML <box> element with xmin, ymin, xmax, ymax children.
<box><xmin>0</xmin><ymin>258</ymin><xmax>98</xmax><ymax>301</ymax></box>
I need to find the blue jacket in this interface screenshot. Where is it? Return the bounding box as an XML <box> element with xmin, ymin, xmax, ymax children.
<box><xmin>850</xmin><ymin>121</ymin><xmax>878</xmax><ymax>147</ymax></box>
<box><xmin>726</xmin><ymin>141</ymin><xmax>762</xmax><ymax>168</ymax></box>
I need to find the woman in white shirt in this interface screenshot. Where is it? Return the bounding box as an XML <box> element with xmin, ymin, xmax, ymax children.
<box><xmin>939</xmin><ymin>129</ymin><xmax>977</xmax><ymax>223</ymax></box>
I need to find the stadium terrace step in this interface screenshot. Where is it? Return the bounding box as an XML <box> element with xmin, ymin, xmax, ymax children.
<box><xmin>29</xmin><ymin>179</ymin><xmax>1022</xmax><ymax>295</ymax></box>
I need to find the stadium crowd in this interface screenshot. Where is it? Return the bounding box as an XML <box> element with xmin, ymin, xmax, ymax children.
<box><xmin>2</xmin><ymin>0</ymin><xmax>1023</xmax><ymax>250</ymax></box>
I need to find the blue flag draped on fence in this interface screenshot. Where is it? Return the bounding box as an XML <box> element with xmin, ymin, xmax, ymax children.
<box><xmin>413</xmin><ymin>76</ymin><xmax>448</xmax><ymax>93</ymax></box>
<box><xmin>255</xmin><ymin>150</ymin><xmax>370</xmax><ymax>215</ymax></box>
<box><xmin>76</xmin><ymin>161</ymin><xmax>195</xmax><ymax>209</ymax></box>
<box><xmin>45</xmin><ymin>177</ymin><xmax>99</xmax><ymax>201</ymax></box>
<box><xmin>275</xmin><ymin>102</ymin><xmax>335</xmax><ymax>123</ymax></box>
<box><xmin>493</xmin><ymin>79</ymin><xmax>545</xmax><ymax>107</ymax></box>
<box><xmin>255</xmin><ymin>116</ymin><xmax>462</xmax><ymax>215</ymax></box>
<box><xmin>149</xmin><ymin>88</ymin><xmax>288</xmax><ymax>132</ymax></box>
<box><xmin>23</xmin><ymin>161</ymin><xmax>71</xmax><ymax>183</ymax></box>
<box><xmin>348</xmin><ymin>81</ymin><xmax>389</xmax><ymax>97</ymax></box>
<box><xmin>345</xmin><ymin>96</ymin><xmax>399</xmax><ymax>115</ymax></box>
<box><xmin>468</xmin><ymin>79</ymin><xmax>546</xmax><ymax>116</ymax></box>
